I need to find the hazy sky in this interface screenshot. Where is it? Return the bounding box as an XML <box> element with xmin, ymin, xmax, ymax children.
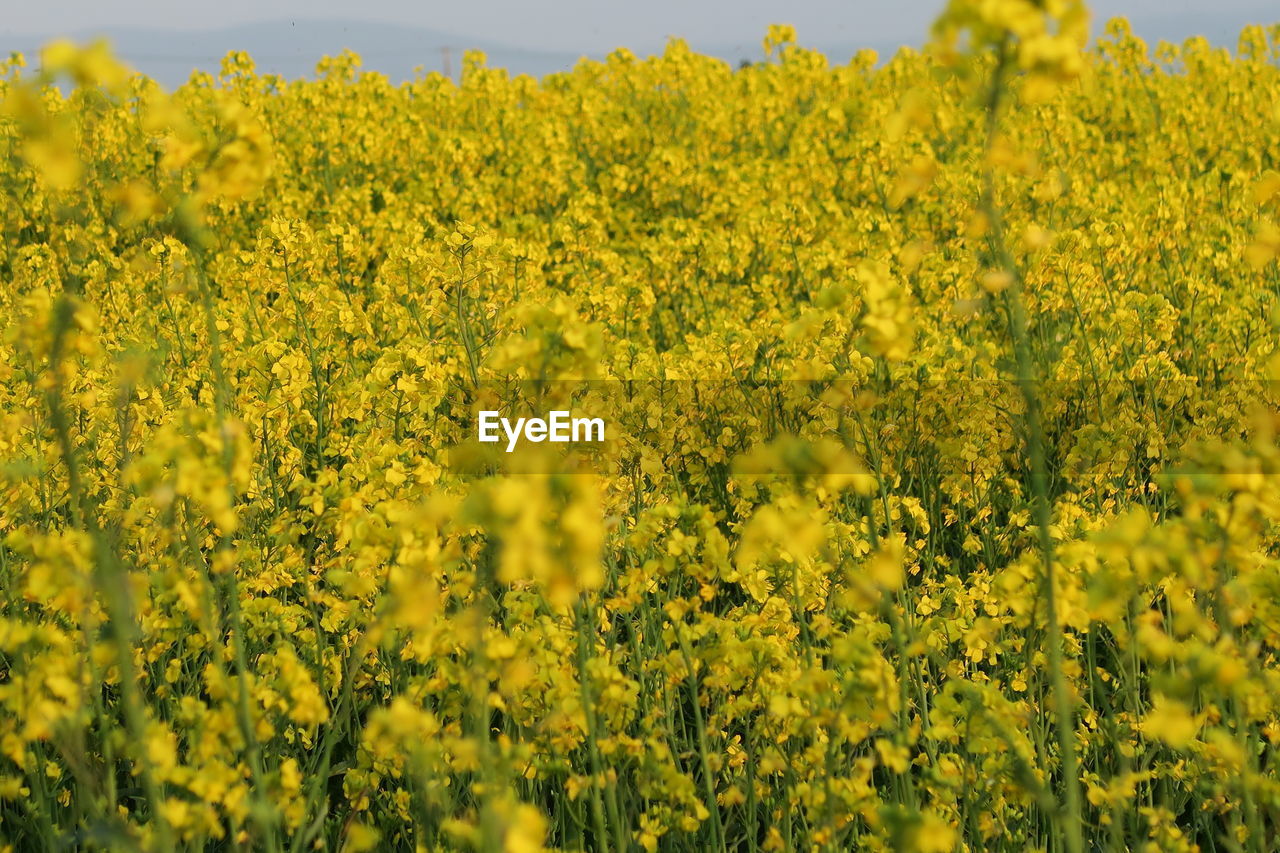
<box><xmin>2</xmin><ymin>0</ymin><xmax>1275</xmax><ymax>86</ymax></box>
<box><xmin>5</xmin><ymin>1</ymin><xmax>1276</xmax><ymax>52</ymax></box>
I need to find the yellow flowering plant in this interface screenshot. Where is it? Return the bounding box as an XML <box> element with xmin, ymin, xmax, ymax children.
<box><xmin>1</xmin><ymin>5</ymin><xmax>1280</xmax><ymax>851</ymax></box>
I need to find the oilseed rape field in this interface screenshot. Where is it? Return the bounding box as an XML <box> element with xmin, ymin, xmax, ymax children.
<box><xmin>4</xmin><ymin>0</ymin><xmax>1280</xmax><ymax>849</ymax></box>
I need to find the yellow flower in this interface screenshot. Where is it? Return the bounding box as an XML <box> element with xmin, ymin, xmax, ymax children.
<box><xmin>1142</xmin><ymin>696</ymin><xmax>1199</xmax><ymax>748</ymax></box>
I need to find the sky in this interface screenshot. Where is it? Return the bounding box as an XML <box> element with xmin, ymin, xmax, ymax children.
<box><xmin>1</xmin><ymin>1</ymin><xmax>1276</xmax><ymax>84</ymax></box>
<box><xmin>23</xmin><ymin>1</ymin><xmax>953</xmax><ymax>50</ymax></box>
<box><xmin>2</xmin><ymin>1</ymin><xmax>1272</xmax><ymax>46</ymax></box>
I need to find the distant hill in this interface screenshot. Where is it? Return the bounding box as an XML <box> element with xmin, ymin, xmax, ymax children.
<box><xmin>0</xmin><ymin>20</ymin><xmax>589</xmax><ymax>86</ymax></box>
<box><xmin>0</xmin><ymin>9</ymin><xmax>1276</xmax><ymax>90</ymax></box>
<box><xmin>0</xmin><ymin>19</ymin><xmax>932</xmax><ymax>88</ymax></box>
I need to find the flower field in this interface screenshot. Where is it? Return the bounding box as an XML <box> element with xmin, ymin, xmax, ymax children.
<box><xmin>4</xmin><ymin>1</ymin><xmax>1280</xmax><ymax>849</ymax></box>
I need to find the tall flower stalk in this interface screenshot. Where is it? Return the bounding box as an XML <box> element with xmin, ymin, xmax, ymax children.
<box><xmin>932</xmin><ymin>3</ymin><xmax>1092</xmax><ymax>846</ymax></box>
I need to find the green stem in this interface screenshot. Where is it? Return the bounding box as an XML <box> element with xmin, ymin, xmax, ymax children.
<box><xmin>980</xmin><ymin>40</ymin><xmax>1084</xmax><ymax>853</ymax></box>
<box><xmin>45</xmin><ymin>289</ymin><xmax>173</xmax><ymax>850</ymax></box>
